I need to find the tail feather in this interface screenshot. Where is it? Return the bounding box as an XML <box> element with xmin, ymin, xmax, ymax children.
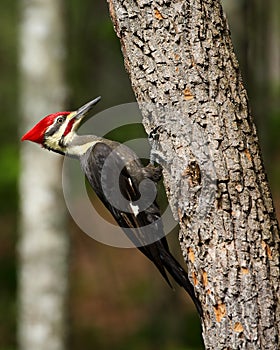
<box><xmin>140</xmin><ymin>240</ymin><xmax>202</xmax><ymax>316</ymax></box>
<box><xmin>160</xmin><ymin>248</ymin><xmax>202</xmax><ymax>316</ymax></box>
<box><xmin>138</xmin><ymin>244</ymin><xmax>173</xmax><ymax>288</ymax></box>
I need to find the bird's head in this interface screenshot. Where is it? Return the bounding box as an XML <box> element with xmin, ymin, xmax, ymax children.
<box><xmin>21</xmin><ymin>97</ymin><xmax>101</xmax><ymax>155</ymax></box>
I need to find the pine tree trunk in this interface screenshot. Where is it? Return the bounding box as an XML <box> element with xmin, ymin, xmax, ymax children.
<box><xmin>107</xmin><ymin>0</ymin><xmax>280</xmax><ymax>348</ymax></box>
<box><xmin>18</xmin><ymin>1</ymin><xmax>68</xmax><ymax>349</ymax></box>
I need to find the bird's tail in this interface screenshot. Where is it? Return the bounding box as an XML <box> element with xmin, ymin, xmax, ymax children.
<box><xmin>159</xmin><ymin>248</ymin><xmax>202</xmax><ymax>316</ymax></box>
<box><xmin>139</xmin><ymin>240</ymin><xmax>202</xmax><ymax>316</ymax></box>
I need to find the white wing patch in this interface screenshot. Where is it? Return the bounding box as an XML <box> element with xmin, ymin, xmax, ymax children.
<box><xmin>127</xmin><ymin>177</ymin><xmax>140</xmax><ymax>216</ymax></box>
<box><xmin>130</xmin><ymin>203</ymin><xmax>140</xmax><ymax>216</ymax></box>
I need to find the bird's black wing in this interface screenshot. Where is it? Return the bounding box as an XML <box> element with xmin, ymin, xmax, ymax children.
<box><xmin>80</xmin><ymin>141</ymin><xmax>202</xmax><ymax>315</ymax></box>
<box><xmin>80</xmin><ymin>141</ymin><xmax>171</xmax><ymax>281</ymax></box>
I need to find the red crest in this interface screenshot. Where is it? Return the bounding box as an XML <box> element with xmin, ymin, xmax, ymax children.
<box><xmin>21</xmin><ymin>111</ymin><xmax>70</xmax><ymax>144</ymax></box>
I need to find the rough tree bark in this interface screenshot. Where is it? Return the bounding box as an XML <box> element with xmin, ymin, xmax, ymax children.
<box><xmin>18</xmin><ymin>1</ymin><xmax>68</xmax><ymax>349</ymax></box>
<box><xmin>107</xmin><ymin>0</ymin><xmax>280</xmax><ymax>349</ymax></box>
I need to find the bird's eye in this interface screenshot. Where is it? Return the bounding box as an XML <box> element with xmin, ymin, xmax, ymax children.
<box><xmin>56</xmin><ymin>116</ymin><xmax>65</xmax><ymax>124</ymax></box>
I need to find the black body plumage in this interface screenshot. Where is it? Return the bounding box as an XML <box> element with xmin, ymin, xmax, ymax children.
<box><xmin>80</xmin><ymin>140</ymin><xmax>202</xmax><ymax>316</ymax></box>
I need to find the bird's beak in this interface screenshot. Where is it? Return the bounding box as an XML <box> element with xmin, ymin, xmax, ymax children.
<box><xmin>73</xmin><ymin>96</ymin><xmax>101</xmax><ymax>121</ymax></box>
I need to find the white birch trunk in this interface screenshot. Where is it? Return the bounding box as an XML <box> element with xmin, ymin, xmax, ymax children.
<box><xmin>18</xmin><ymin>1</ymin><xmax>68</xmax><ymax>349</ymax></box>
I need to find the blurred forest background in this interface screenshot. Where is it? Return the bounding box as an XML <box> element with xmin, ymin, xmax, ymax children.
<box><xmin>0</xmin><ymin>0</ymin><xmax>279</xmax><ymax>349</ymax></box>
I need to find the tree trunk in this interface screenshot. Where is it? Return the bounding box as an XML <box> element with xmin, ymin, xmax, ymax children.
<box><xmin>18</xmin><ymin>1</ymin><xmax>68</xmax><ymax>349</ymax></box>
<box><xmin>107</xmin><ymin>0</ymin><xmax>280</xmax><ymax>348</ymax></box>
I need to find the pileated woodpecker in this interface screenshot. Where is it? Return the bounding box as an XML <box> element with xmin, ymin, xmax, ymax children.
<box><xmin>21</xmin><ymin>97</ymin><xmax>202</xmax><ymax>315</ymax></box>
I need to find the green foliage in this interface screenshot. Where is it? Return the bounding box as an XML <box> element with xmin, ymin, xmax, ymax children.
<box><xmin>116</xmin><ymin>313</ymin><xmax>203</xmax><ymax>350</ymax></box>
<box><xmin>67</xmin><ymin>0</ymin><xmax>134</xmax><ymax>108</ymax></box>
<box><xmin>0</xmin><ymin>3</ymin><xmax>19</xmax><ymax>350</ymax></box>
<box><xmin>0</xmin><ymin>145</ymin><xmax>19</xmax><ymax>212</ymax></box>
<box><xmin>268</xmin><ymin>101</ymin><xmax>280</xmax><ymax>152</ymax></box>
<box><xmin>0</xmin><ymin>0</ymin><xmax>18</xmax><ymax>212</ymax></box>
<box><xmin>104</xmin><ymin>123</ymin><xmax>147</xmax><ymax>144</ymax></box>
<box><xmin>268</xmin><ymin>108</ymin><xmax>280</xmax><ymax>189</ymax></box>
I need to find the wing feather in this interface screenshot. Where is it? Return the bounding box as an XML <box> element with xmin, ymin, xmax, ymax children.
<box><xmin>80</xmin><ymin>141</ymin><xmax>171</xmax><ymax>285</ymax></box>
